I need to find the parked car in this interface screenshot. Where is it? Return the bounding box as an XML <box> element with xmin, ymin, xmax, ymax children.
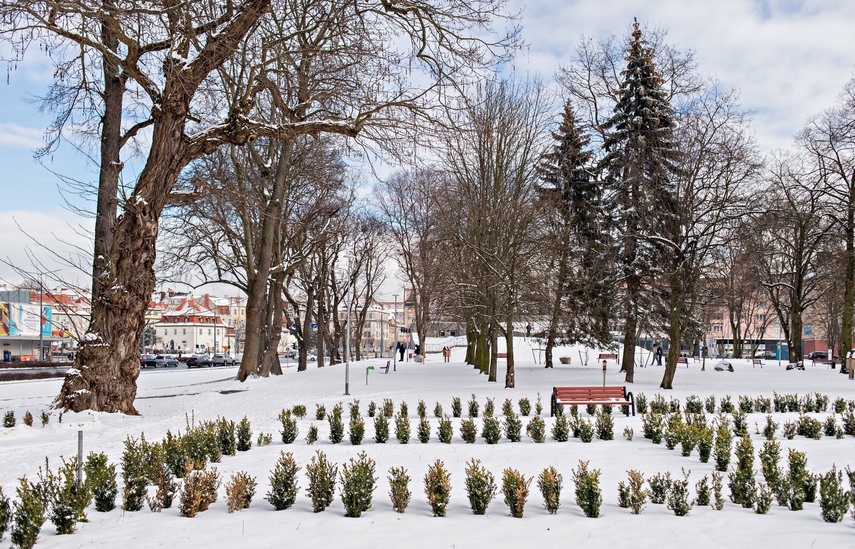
<box><xmin>807</xmin><ymin>351</ymin><xmax>828</xmax><ymax>361</ymax></box>
<box><xmin>139</xmin><ymin>354</ymin><xmax>165</xmax><ymax>368</ymax></box>
<box><xmin>157</xmin><ymin>354</ymin><xmax>179</xmax><ymax>367</ymax></box>
<box><xmin>212</xmin><ymin>353</ymin><xmax>236</xmax><ymax>366</ymax></box>
<box><xmin>186</xmin><ymin>353</ymin><xmax>213</xmax><ymax>368</ymax></box>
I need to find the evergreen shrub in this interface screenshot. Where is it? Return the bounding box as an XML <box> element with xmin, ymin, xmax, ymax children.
<box><xmin>595</xmin><ymin>409</ymin><xmax>614</xmax><ymax>440</ymax></box>
<box><xmin>417</xmin><ymin>417</ymin><xmax>431</xmax><ymax>443</ymax></box>
<box><xmin>667</xmin><ymin>469</ymin><xmax>692</xmax><ymax>516</ymax></box>
<box><xmin>460</xmin><ymin>418</ymin><xmax>477</xmax><ymax>443</ymax></box>
<box><xmin>648</xmin><ymin>472</ymin><xmax>672</xmax><ymax>504</ymax></box>
<box><xmin>349</xmin><ymin>415</ymin><xmax>366</xmax><ymax>445</ymax></box>
<box><xmin>526</xmin><ymin>416</ymin><xmax>546</xmax><ymax>443</ymax></box>
<box><xmin>572</xmin><ymin>461</ymin><xmax>602</xmax><ymax>518</ymax></box>
<box><xmin>504</xmin><ymin>411</ymin><xmax>522</xmax><ymax>442</ymax></box>
<box><xmin>315</xmin><ymin>404</ymin><xmax>326</xmax><ymax>421</ymax></box>
<box><xmin>10</xmin><ymin>477</ymin><xmax>45</xmax><ymax>549</ymax></box>
<box><xmin>424</xmin><ymin>460</ymin><xmax>452</xmax><ymax>517</ymax></box>
<box><xmin>501</xmin><ymin>468</ymin><xmax>531</xmax><ymax>518</ymax></box>
<box><xmin>280</xmin><ymin>410</ymin><xmax>299</xmax><ymax>444</ymax></box>
<box><xmin>305</xmin><ymin>425</ymin><xmax>318</xmax><ymax>445</ymax></box>
<box><xmin>267</xmin><ymin>451</ymin><xmax>300</xmax><ymax>510</ymax></box>
<box><xmin>519</xmin><ymin>398</ymin><xmax>531</xmax><ymax>416</ymax></box>
<box><xmin>468</xmin><ymin>394</ymin><xmax>479</xmax><ymax>418</ymax></box>
<box><xmin>437</xmin><ymin>416</ymin><xmax>453</xmax><ymax>444</ymax></box>
<box><xmin>482</xmin><ymin>416</ymin><xmax>501</xmax><ymax>444</ymax></box>
<box><xmin>819</xmin><ymin>465</ymin><xmax>850</xmax><ymax>522</ymax></box>
<box><xmin>236</xmin><ymin>417</ymin><xmax>253</xmax><ymax>452</ymax></box>
<box><xmin>538</xmin><ymin>466</ymin><xmax>562</xmax><ymax>514</ymax></box>
<box><xmin>395</xmin><ymin>414</ymin><xmax>411</xmax><ymax>444</ymax></box>
<box><xmin>328</xmin><ymin>404</ymin><xmax>344</xmax><ymax>444</ymax></box>
<box><xmin>464</xmin><ymin>459</ymin><xmax>497</xmax><ymax>515</ymax></box>
<box><xmin>22</xmin><ymin>412</ymin><xmax>32</xmax><ymax>427</ymax></box>
<box><xmin>85</xmin><ymin>452</ymin><xmax>118</xmax><ymax>513</ymax></box>
<box><xmin>374</xmin><ymin>414</ymin><xmax>389</xmax><ymax>443</ymax></box>
<box><xmin>306</xmin><ymin>450</ymin><xmax>337</xmax><ymax>513</ymax></box>
<box><xmin>225</xmin><ymin>471</ymin><xmax>257</xmax><ymax>512</ymax></box>
<box><xmin>388</xmin><ymin>466</ymin><xmax>411</xmax><ymax>513</ymax></box>
<box><xmin>552</xmin><ymin>413</ymin><xmax>570</xmax><ymax>441</ymax></box>
<box><xmin>339</xmin><ymin>452</ymin><xmax>377</xmax><ymax>518</ymax></box>
<box><xmin>451</xmin><ymin>397</ymin><xmax>462</xmax><ymax>418</ymax></box>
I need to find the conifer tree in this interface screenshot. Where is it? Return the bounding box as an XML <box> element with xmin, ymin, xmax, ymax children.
<box><xmin>537</xmin><ymin>101</ymin><xmax>613</xmax><ymax>367</ymax></box>
<box><xmin>600</xmin><ymin>19</ymin><xmax>680</xmax><ymax>383</ymax></box>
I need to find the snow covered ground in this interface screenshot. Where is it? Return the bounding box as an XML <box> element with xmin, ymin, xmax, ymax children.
<box><xmin>1</xmin><ymin>337</ymin><xmax>854</xmax><ymax>548</ymax></box>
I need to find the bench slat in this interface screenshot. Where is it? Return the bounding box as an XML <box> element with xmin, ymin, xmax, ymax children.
<box><xmin>551</xmin><ymin>385</ymin><xmax>635</xmax><ymax>417</ymax></box>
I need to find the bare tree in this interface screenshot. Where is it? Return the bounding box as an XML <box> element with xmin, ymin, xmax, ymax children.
<box><xmin>658</xmin><ymin>85</ymin><xmax>760</xmax><ymax>389</ymax></box>
<box><xmin>751</xmin><ymin>152</ymin><xmax>835</xmax><ymax>361</ymax></box>
<box><xmin>375</xmin><ymin>168</ymin><xmax>447</xmax><ymax>358</ymax></box>
<box><xmin>800</xmin><ymin>77</ymin><xmax>855</xmax><ymax>357</ymax></box>
<box><xmin>0</xmin><ymin>0</ymin><xmax>518</xmax><ymax>413</ymax></box>
<box><xmin>442</xmin><ymin>78</ymin><xmax>550</xmax><ymax>387</ymax></box>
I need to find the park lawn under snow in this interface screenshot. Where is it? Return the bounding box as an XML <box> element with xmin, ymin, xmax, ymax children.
<box><xmin>1</xmin><ymin>337</ymin><xmax>855</xmax><ymax>549</ymax></box>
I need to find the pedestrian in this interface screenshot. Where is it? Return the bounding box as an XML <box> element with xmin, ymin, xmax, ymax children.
<box><xmin>442</xmin><ymin>345</ymin><xmax>451</xmax><ymax>362</ymax></box>
<box><xmin>398</xmin><ymin>341</ymin><xmax>405</xmax><ymax>362</ymax></box>
<box><xmin>526</xmin><ymin>323</ymin><xmax>532</xmax><ymax>339</ymax></box>
<box><xmin>655</xmin><ymin>344</ymin><xmax>663</xmax><ymax>366</ymax></box>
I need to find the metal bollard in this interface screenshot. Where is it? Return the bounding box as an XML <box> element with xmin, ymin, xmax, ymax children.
<box><xmin>602</xmin><ymin>360</ymin><xmax>607</xmax><ymax>387</ymax></box>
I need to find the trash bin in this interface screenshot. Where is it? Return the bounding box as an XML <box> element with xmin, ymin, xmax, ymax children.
<box><xmin>2</xmin><ymin>351</ymin><xmax>9</xmax><ymax>362</ymax></box>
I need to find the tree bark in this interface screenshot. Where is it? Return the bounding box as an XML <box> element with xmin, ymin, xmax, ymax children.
<box><xmin>504</xmin><ymin>315</ymin><xmax>515</xmax><ymax>388</ymax></box>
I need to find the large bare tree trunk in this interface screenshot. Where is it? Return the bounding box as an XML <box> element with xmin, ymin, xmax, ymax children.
<box><xmin>58</xmin><ymin>108</ymin><xmax>188</xmax><ymax>412</ymax></box>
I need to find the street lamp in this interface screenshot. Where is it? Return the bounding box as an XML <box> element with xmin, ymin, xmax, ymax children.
<box><xmin>392</xmin><ymin>293</ymin><xmax>398</xmax><ymax>372</ymax></box>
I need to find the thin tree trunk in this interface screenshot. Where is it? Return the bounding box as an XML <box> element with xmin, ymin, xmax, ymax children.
<box><xmin>842</xmin><ymin>185</ymin><xmax>855</xmax><ymax>357</ymax></box>
<box><xmin>504</xmin><ymin>315</ymin><xmax>515</xmax><ymax>388</ymax></box>
<box><xmin>488</xmin><ymin>319</ymin><xmax>498</xmax><ymax>383</ymax></box>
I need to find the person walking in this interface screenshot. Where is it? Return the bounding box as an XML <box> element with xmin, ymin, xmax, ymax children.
<box><xmin>442</xmin><ymin>345</ymin><xmax>451</xmax><ymax>362</ymax></box>
<box><xmin>654</xmin><ymin>344</ymin><xmax>663</xmax><ymax>366</ymax></box>
<box><xmin>398</xmin><ymin>341</ymin><xmax>405</xmax><ymax>362</ymax></box>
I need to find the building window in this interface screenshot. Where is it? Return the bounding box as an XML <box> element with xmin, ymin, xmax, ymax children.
<box><xmin>199</xmin><ymin>329</ymin><xmax>203</xmax><ymax>335</ymax></box>
<box><xmin>756</xmin><ymin>314</ymin><xmax>766</xmax><ymax>323</ymax></box>
<box><xmin>712</xmin><ymin>325</ymin><xmax>723</xmax><ymax>333</ymax></box>
<box><xmin>182</xmin><ymin>328</ymin><xmax>186</xmax><ymax>335</ymax></box>
<box><xmin>208</xmin><ymin>329</ymin><xmax>212</xmax><ymax>335</ymax></box>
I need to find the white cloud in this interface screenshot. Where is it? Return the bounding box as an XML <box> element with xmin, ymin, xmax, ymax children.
<box><xmin>508</xmin><ymin>0</ymin><xmax>855</xmax><ymax>151</ymax></box>
<box><xmin>0</xmin><ymin>122</ymin><xmax>44</xmax><ymax>149</ymax></box>
<box><xmin>0</xmin><ymin>209</ymin><xmax>94</xmax><ymax>288</ymax></box>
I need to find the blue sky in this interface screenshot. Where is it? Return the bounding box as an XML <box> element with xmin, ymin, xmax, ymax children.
<box><xmin>1</xmin><ymin>0</ymin><xmax>854</xmax><ymax>287</ymax></box>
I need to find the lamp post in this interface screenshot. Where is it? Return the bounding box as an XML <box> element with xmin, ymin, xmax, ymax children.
<box><xmin>344</xmin><ymin>258</ymin><xmax>352</xmax><ymax>396</ymax></box>
<box><xmin>393</xmin><ymin>294</ymin><xmax>398</xmax><ymax>372</ymax></box>
<box><xmin>38</xmin><ymin>275</ymin><xmax>45</xmax><ymax>361</ymax></box>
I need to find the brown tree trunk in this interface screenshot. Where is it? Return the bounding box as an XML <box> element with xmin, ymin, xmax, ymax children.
<box><xmin>660</xmin><ymin>302</ymin><xmax>683</xmax><ymax>389</ymax></box>
<box><xmin>621</xmin><ymin>312</ymin><xmax>636</xmax><ymax>384</ymax></box>
<box><xmin>58</xmin><ymin>90</ymin><xmax>193</xmax><ymax>411</ymax></box>
<box><xmin>488</xmin><ymin>318</ymin><xmax>498</xmax><ymax>383</ymax></box>
<box><xmin>259</xmin><ymin>273</ymin><xmax>285</xmax><ymax>376</ymax></box>
<box><xmin>504</xmin><ymin>315</ymin><xmax>515</xmax><ymax>388</ymax></box>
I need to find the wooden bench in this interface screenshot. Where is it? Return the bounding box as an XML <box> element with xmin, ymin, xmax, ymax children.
<box><xmin>752</xmin><ymin>358</ymin><xmax>763</xmax><ymax>368</ymax></box>
<box><xmin>598</xmin><ymin>353</ymin><xmax>617</xmax><ymax>361</ymax></box>
<box><xmin>551</xmin><ymin>386</ymin><xmax>635</xmax><ymax>417</ymax></box>
<box><xmin>677</xmin><ymin>357</ymin><xmax>688</xmax><ymax>368</ymax></box>
<box><xmin>497</xmin><ymin>353</ymin><xmax>507</xmax><ymax>359</ymax></box>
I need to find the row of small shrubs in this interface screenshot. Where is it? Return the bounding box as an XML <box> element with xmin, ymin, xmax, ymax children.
<box><xmin>265</xmin><ymin>451</ymin><xmax>597</xmax><ymax>518</ymax></box>
<box><xmin>310</xmin><ymin>395</ymin><xmax>545</xmax><ymax>422</ymax></box>
<box><xmin>3</xmin><ymin>410</ymin><xmax>51</xmax><ymax>428</ymax></box>
<box><xmin>288</xmin><ymin>406</ymin><xmax>617</xmax><ymax>446</ymax></box>
<box><xmin>636</xmin><ymin>392</ymin><xmax>849</xmax><ymax>416</ymax></box>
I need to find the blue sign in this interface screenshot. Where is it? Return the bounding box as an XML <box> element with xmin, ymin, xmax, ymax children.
<box><xmin>804</xmin><ymin>326</ymin><xmax>813</xmax><ymax>335</ymax></box>
<box><xmin>311</xmin><ymin>323</ymin><xmax>317</xmax><ymax>329</ymax></box>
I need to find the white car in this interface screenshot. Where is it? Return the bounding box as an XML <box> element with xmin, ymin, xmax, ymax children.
<box><xmin>212</xmin><ymin>353</ymin><xmax>237</xmax><ymax>366</ymax></box>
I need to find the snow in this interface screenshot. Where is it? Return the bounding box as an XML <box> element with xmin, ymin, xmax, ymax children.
<box><xmin>1</xmin><ymin>338</ymin><xmax>854</xmax><ymax>548</ymax></box>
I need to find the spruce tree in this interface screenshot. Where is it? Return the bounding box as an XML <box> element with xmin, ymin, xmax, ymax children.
<box><xmin>537</xmin><ymin>101</ymin><xmax>612</xmax><ymax>367</ymax></box>
<box><xmin>600</xmin><ymin>19</ymin><xmax>680</xmax><ymax>384</ymax></box>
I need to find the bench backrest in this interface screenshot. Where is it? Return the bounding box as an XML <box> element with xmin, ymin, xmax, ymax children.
<box><xmin>598</xmin><ymin>353</ymin><xmax>617</xmax><ymax>360</ymax></box>
<box><xmin>677</xmin><ymin>357</ymin><xmax>687</xmax><ymax>363</ymax></box>
<box><xmin>752</xmin><ymin>359</ymin><xmax>762</xmax><ymax>363</ymax></box>
<box><xmin>554</xmin><ymin>386</ymin><xmax>627</xmax><ymax>400</ymax></box>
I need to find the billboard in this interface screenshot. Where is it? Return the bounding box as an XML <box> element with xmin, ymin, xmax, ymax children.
<box><xmin>4</xmin><ymin>303</ymin><xmax>52</xmax><ymax>337</ymax></box>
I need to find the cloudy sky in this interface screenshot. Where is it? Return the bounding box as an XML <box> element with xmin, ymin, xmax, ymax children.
<box><xmin>1</xmin><ymin>0</ymin><xmax>854</xmax><ymax>287</ymax></box>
